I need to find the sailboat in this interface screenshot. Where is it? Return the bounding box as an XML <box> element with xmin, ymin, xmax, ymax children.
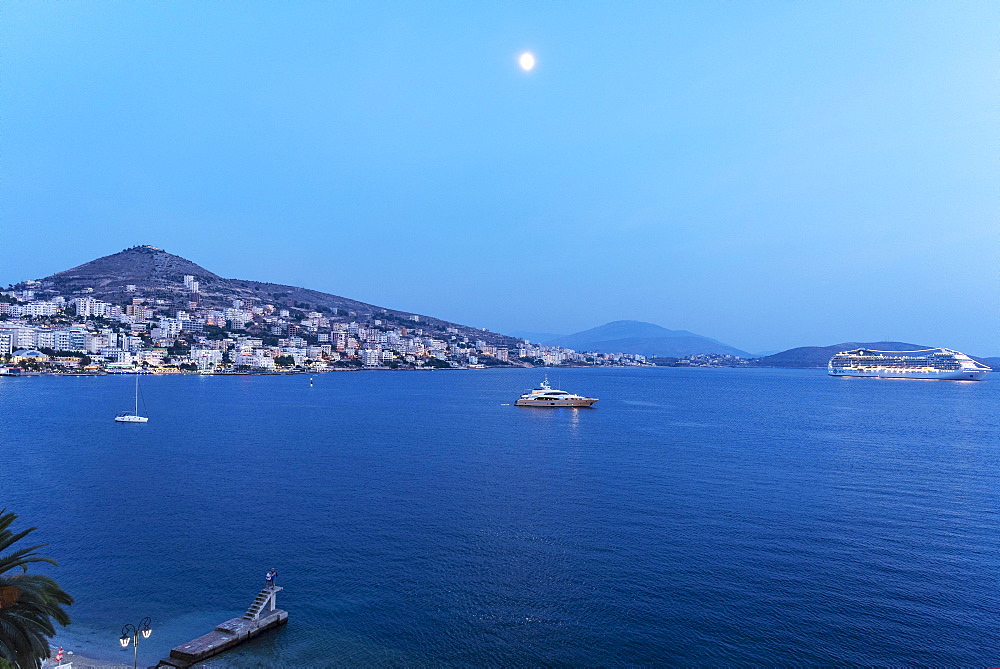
<box><xmin>115</xmin><ymin>372</ymin><xmax>149</xmax><ymax>423</ymax></box>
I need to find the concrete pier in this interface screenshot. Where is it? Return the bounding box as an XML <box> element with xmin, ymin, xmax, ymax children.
<box><xmin>155</xmin><ymin>587</ymin><xmax>287</xmax><ymax>668</ymax></box>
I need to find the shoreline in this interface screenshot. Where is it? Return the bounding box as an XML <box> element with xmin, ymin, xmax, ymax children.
<box><xmin>42</xmin><ymin>646</ymin><xmax>213</xmax><ymax>669</ymax></box>
<box><xmin>42</xmin><ymin>648</ymin><xmax>130</xmax><ymax>669</ymax></box>
<box><xmin>0</xmin><ymin>363</ymin><xmax>639</xmax><ymax>378</ymax></box>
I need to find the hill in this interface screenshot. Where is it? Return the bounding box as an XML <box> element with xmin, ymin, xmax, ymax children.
<box><xmin>755</xmin><ymin>342</ymin><xmax>928</xmax><ymax>368</ymax></box>
<box><xmin>545</xmin><ymin>320</ymin><xmax>751</xmax><ymax>358</ymax></box>
<box><xmin>25</xmin><ymin>245</ymin><xmax>518</xmax><ymax>345</ymax></box>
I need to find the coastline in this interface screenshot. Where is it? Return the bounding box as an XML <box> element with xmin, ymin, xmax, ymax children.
<box><xmin>0</xmin><ymin>363</ymin><xmax>619</xmax><ymax>378</ymax></box>
<box><xmin>42</xmin><ymin>649</ymin><xmax>129</xmax><ymax>669</ymax></box>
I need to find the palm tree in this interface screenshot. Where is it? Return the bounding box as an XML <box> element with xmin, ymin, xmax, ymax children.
<box><xmin>0</xmin><ymin>509</ymin><xmax>73</xmax><ymax>669</ymax></box>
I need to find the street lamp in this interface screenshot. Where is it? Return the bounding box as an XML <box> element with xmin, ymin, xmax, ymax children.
<box><xmin>119</xmin><ymin>617</ymin><xmax>152</xmax><ymax>669</ymax></box>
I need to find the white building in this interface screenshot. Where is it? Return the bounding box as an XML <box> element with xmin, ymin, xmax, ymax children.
<box><xmin>249</xmin><ymin>354</ymin><xmax>275</xmax><ymax>370</ymax></box>
<box><xmin>136</xmin><ymin>350</ymin><xmax>165</xmax><ymax>366</ymax></box>
<box><xmin>157</xmin><ymin>318</ymin><xmax>183</xmax><ymax>338</ymax></box>
<box><xmin>72</xmin><ymin>297</ymin><xmax>111</xmax><ymax>318</ymax></box>
<box><xmin>190</xmin><ymin>348</ymin><xmax>223</xmax><ymax>370</ymax></box>
<box><xmin>0</xmin><ymin>325</ymin><xmax>37</xmax><ymax>349</ymax></box>
<box><xmin>11</xmin><ymin>302</ymin><xmax>59</xmax><ymax>317</ymax></box>
<box><xmin>53</xmin><ymin>328</ymin><xmax>91</xmax><ymax>353</ymax></box>
<box><xmin>35</xmin><ymin>329</ymin><xmax>56</xmax><ymax>349</ymax></box>
<box><xmin>99</xmin><ymin>348</ymin><xmax>134</xmax><ymax>365</ymax></box>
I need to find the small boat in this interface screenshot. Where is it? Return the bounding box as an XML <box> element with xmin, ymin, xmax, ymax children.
<box><xmin>115</xmin><ymin>373</ymin><xmax>149</xmax><ymax>423</ymax></box>
<box><xmin>514</xmin><ymin>376</ymin><xmax>598</xmax><ymax>408</ymax></box>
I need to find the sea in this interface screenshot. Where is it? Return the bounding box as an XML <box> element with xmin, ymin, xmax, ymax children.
<box><xmin>2</xmin><ymin>367</ymin><xmax>999</xmax><ymax>666</ymax></box>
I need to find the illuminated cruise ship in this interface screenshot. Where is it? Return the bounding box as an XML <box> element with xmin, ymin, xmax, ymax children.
<box><xmin>828</xmin><ymin>348</ymin><xmax>990</xmax><ymax>381</ymax></box>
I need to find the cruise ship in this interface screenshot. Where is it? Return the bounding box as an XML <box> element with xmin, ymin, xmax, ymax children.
<box><xmin>514</xmin><ymin>377</ymin><xmax>599</xmax><ymax>407</ymax></box>
<box><xmin>828</xmin><ymin>348</ymin><xmax>990</xmax><ymax>381</ymax></box>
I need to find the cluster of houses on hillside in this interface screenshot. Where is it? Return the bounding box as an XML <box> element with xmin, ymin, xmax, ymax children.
<box><xmin>0</xmin><ymin>282</ymin><xmax>650</xmax><ymax>374</ymax></box>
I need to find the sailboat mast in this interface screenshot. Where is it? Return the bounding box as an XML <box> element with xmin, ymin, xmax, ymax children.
<box><xmin>134</xmin><ymin>373</ymin><xmax>139</xmax><ymax>415</ymax></box>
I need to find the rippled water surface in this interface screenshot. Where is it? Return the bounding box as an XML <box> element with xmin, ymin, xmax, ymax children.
<box><xmin>3</xmin><ymin>367</ymin><xmax>999</xmax><ymax>666</ymax></box>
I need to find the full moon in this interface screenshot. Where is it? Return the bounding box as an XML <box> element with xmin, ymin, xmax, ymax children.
<box><xmin>518</xmin><ymin>52</ymin><xmax>536</xmax><ymax>71</ymax></box>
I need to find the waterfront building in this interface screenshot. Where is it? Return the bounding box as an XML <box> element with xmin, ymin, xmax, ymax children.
<box><xmin>136</xmin><ymin>349</ymin><xmax>166</xmax><ymax>366</ymax></box>
<box><xmin>11</xmin><ymin>349</ymin><xmax>49</xmax><ymax>363</ymax></box>
<box><xmin>250</xmin><ymin>354</ymin><xmax>276</xmax><ymax>370</ymax></box>
<box><xmin>99</xmin><ymin>348</ymin><xmax>134</xmax><ymax>365</ymax></box>
<box><xmin>190</xmin><ymin>348</ymin><xmax>223</xmax><ymax>369</ymax></box>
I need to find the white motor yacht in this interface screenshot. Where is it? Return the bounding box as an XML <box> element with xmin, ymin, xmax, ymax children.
<box><xmin>514</xmin><ymin>377</ymin><xmax>598</xmax><ymax>407</ymax></box>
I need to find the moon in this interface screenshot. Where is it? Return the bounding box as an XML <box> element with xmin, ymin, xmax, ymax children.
<box><xmin>518</xmin><ymin>52</ymin><xmax>536</xmax><ymax>72</ymax></box>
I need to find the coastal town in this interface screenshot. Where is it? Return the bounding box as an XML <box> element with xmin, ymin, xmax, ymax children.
<box><xmin>0</xmin><ymin>278</ymin><xmax>653</xmax><ymax>375</ymax></box>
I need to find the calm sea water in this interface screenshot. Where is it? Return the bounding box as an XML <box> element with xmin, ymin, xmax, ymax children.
<box><xmin>2</xmin><ymin>367</ymin><xmax>999</xmax><ymax>666</ymax></box>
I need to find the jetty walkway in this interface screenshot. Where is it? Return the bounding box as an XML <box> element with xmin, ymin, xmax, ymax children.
<box><xmin>155</xmin><ymin>586</ymin><xmax>287</xmax><ymax>667</ymax></box>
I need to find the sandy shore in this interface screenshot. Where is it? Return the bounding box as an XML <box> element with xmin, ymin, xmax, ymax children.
<box><xmin>41</xmin><ymin>649</ymin><xmax>130</xmax><ymax>669</ymax></box>
<box><xmin>42</xmin><ymin>647</ymin><xmax>215</xmax><ymax>669</ymax></box>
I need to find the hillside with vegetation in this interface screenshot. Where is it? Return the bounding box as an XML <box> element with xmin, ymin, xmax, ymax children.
<box><xmin>25</xmin><ymin>245</ymin><xmax>517</xmax><ymax>346</ymax></box>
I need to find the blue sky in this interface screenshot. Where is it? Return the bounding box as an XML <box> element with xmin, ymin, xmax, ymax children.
<box><xmin>2</xmin><ymin>1</ymin><xmax>997</xmax><ymax>354</ymax></box>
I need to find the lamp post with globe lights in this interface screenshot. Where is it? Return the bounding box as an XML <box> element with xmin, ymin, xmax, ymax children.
<box><xmin>119</xmin><ymin>617</ymin><xmax>152</xmax><ymax>669</ymax></box>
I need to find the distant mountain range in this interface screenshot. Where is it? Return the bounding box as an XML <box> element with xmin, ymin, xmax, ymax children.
<box><xmin>512</xmin><ymin>323</ymin><xmax>999</xmax><ymax>370</ymax></box>
<box><xmin>19</xmin><ymin>245</ymin><xmax>518</xmax><ymax>345</ymax></box>
<box><xmin>520</xmin><ymin>320</ymin><xmax>751</xmax><ymax>358</ymax></box>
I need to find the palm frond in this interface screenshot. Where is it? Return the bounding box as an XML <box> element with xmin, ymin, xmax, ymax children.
<box><xmin>0</xmin><ymin>548</ymin><xmax>56</xmax><ymax>577</ymax></box>
<box><xmin>0</xmin><ymin>510</ymin><xmax>71</xmax><ymax>668</ymax></box>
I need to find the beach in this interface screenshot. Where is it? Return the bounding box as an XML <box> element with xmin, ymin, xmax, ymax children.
<box><xmin>42</xmin><ymin>649</ymin><xmax>129</xmax><ymax>669</ymax></box>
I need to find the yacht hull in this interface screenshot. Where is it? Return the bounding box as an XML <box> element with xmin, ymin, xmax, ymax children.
<box><xmin>515</xmin><ymin>398</ymin><xmax>598</xmax><ymax>407</ymax></box>
<box><xmin>114</xmin><ymin>415</ymin><xmax>149</xmax><ymax>423</ymax></box>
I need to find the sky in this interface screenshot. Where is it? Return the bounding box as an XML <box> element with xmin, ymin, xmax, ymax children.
<box><xmin>2</xmin><ymin>1</ymin><xmax>997</xmax><ymax>355</ymax></box>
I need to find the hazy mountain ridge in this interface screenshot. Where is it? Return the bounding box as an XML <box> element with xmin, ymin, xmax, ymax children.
<box><xmin>24</xmin><ymin>246</ymin><xmax>519</xmax><ymax>345</ymax></box>
<box><xmin>545</xmin><ymin>320</ymin><xmax>751</xmax><ymax>358</ymax></box>
<box><xmin>755</xmin><ymin>342</ymin><xmax>926</xmax><ymax>368</ymax></box>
